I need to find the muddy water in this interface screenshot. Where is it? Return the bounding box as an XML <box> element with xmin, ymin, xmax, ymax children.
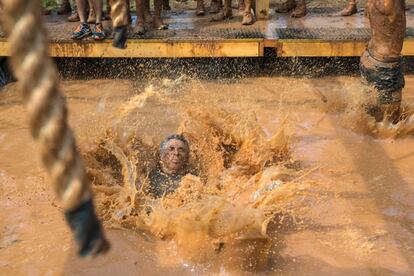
<box><xmin>1</xmin><ymin>76</ymin><xmax>414</xmax><ymax>275</ymax></box>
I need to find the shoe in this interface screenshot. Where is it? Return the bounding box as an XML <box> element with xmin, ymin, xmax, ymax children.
<box><xmin>57</xmin><ymin>0</ymin><xmax>71</xmax><ymax>15</ymax></box>
<box><xmin>92</xmin><ymin>23</ymin><xmax>106</xmax><ymax>40</ymax></box>
<box><xmin>87</xmin><ymin>9</ymin><xmax>96</xmax><ymax>24</ymax></box>
<box><xmin>71</xmin><ymin>23</ymin><xmax>92</xmax><ymax>39</ymax></box>
<box><xmin>67</xmin><ymin>11</ymin><xmax>80</xmax><ymax>22</ymax></box>
<box><xmin>241</xmin><ymin>11</ymin><xmax>254</xmax><ymax>25</ymax></box>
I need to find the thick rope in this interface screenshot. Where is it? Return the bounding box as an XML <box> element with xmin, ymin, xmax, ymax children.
<box><xmin>1</xmin><ymin>0</ymin><xmax>109</xmax><ymax>256</ymax></box>
<box><xmin>110</xmin><ymin>0</ymin><xmax>129</xmax><ymax>49</ymax></box>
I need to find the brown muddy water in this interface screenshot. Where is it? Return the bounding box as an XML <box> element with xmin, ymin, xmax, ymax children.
<box><xmin>1</xmin><ymin>76</ymin><xmax>414</xmax><ymax>275</ymax></box>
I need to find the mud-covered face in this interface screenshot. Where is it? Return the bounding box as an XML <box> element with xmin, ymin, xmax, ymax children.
<box><xmin>160</xmin><ymin>139</ymin><xmax>189</xmax><ymax>175</ymax></box>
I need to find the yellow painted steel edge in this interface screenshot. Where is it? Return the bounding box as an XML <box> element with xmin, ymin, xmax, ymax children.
<box><xmin>278</xmin><ymin>39</ymin><xmax>414</xmax><ymax>57</ymax></box>
<box><xmin>0</xmin><ymin>39</ymin><xmax>263</xmax><ymax>58</ymax></box>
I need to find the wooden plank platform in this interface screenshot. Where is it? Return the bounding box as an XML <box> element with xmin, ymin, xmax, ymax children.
<box><xmin>0</xmin><ymin>3</ymin><xmax>413</xmax><ymax>58</ymax></box>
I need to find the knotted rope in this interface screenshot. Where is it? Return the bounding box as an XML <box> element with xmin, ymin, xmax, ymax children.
<box><xmin>1</xmin><ymin>0</ymin><xmax>109</xmax><ymax>256</ymax></box>
<box><xmin>110</xmin><ymin>0</ymin><xmax>129</xmax><ymax>49</ymax></box>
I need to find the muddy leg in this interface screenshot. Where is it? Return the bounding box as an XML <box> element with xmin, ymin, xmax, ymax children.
<box><xmin>209</xmin><ymin>0</ymin><xmax>223</xmax><ymax>13</ymax></box>
<box><xmin>143</xmin><ymin>0</ymin><xmax>153</xmax><ymax>24</ymax></box>
<box><xmin>360</xmin><ymin>0</ymin><xmax>406</xmax><ymax>123</ymax></box>
<box><xmin>340</xmin><ymin>0</ymin><xmax>357</xmax><ymax>16</ymax></box>
<box><xmin>153</xmin><ymin>0</ymin><xmax>168</xmax><ymax>29</ymax></box>
<box><xmin>134</xmin><ymin>0</ymin><xmax>145</xmax><ymax>34</ymax></box>
<box><xmin>211</xmin><ymin>0</ymin><xmax>232</xmax><ymax>21</ymax></box>
<box><xmin>87</xmin><ymin>0</ymin><xmax>97</xmax><ymax>23</ymax></box>
<box><xmin>196</xmin><ymin>0</ymin><xmax>206</xmax><ymax>15</ymax></box>
<box><xmin>291</xmin><ymin>0</ymin><xmax>306</xmax><ymax>17</ymax></box>
<box><xmin>241</xmin><ymin>0</ymin><xmax>254</xmax><ymax>25</ymax></box>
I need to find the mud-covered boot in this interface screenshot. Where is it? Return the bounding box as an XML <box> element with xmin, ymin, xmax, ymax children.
<box><xmin>209</xmin><ymin>0</ymin><xmax>223</xmax><ymax>13</ymax></box>
<box><xmin>196</xmin><ymin>0</ymin><xmax>206</xmax><ymax>15</ymax></box>
<box><xmin>340</xmin><ymin>0</ymin><xmax>357</xmax><ymax>16</ymax></box>
<box><xmin>274</xmin><ymin>0</ymin><xmax>296</xmax><ymax>13</ymax></box>
<box><xmin>291</xmin><ymin>0</ymin><xmax>306</xmax><ymax>17</ymax></box>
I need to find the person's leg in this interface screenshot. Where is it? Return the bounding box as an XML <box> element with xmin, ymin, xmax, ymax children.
<box><xmin>163</xmin><ymin>0</ymin><xmax>171</xmax><ymax>11</ymax></box>
<box><xmin>143</xmin><ymin>0</ymin><xmax>153</xmax><ymax>23</ymax></box>
<box><xmin>135</xmin><ymin>0</ymin><xmax>146</xmax><ymax>34</ymax></box>
<box><xmin>209</xmin><ymin>0</ymin><xmax>223</xmax><ymax>13</ymax></box>
<box><xmin>72</xmin><ymin>0</ymin><xmax>92</xmax><ymax>39</ymax></box>
<box><xmin>92</xmin><ymin>0</ymin><xmax>106</xmax><ymax>40</ymax></box>
<box><xmin>58</xmin><ymin>0</ymin><xmax>72</xmax><ymax>14</ymax></box>
<box><xmin>360</xmin><ymin>0</ymin><xmax>405</xmax><ymax>123</ymax></box>
<box><xmin>88</xmin><ymin>0</ymin><xmax>96</xmax><ymax>23</ymax></box>
<box><xmin>340</xmin><ymin>0</ymin><xmax>357</xmax><ymax>16</ymax></box>
<box><xmin>211</xmin><ymin>0</ymin><xmax>232</xmax><ymax>21</ymax></box>
<box><xmin>291</xmin><ymin>0</ymin><xmax>306</xmax><ymax>17</ymax></box>
<box><xmin>241</xmin><ymin>0</ymin><xmax>254</xmax><ymax>25</ymax></box>
<box><xmin>153</xmin><ymin>0</ymin><xmax>168</xmax><ymax>29</ymax></box>
<box><xmin>196</xmin><ymin>0</ymin><xmax>206</xmax><ymax>15</ymax></box>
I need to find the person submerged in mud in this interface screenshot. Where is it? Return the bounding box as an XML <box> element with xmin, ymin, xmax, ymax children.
<box><xmin>146</xmin><ymin>134</ymin><xmax>191</xmax><ymax>198</ymax></box>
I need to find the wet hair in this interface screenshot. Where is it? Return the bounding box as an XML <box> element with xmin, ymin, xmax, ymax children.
<box><xmin>159</xmin><ymin>134</ymin><xmax>189</xmax><ymax>154</ymax></box>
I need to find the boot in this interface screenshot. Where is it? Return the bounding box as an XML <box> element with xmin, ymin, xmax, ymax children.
<box><xmin>340</xmin><ymin>0</ymin><xmax>357</xmax><ymax>16</ymax></box>
<box><xmin>196</xmin><ymin>0</ymin><xmax>206</xmax><ymax>15</ymax></box>
<box><xmin>291</xmin><ymin>0</ymin><xmax>306</xmax><ymax>17</ymax></box>
<box><xmin>209</xmin><ymin>0</ymin><xmax>223</xmax><ymax>13</ymax></box>
<box><xmin>57</xmin><ymin>0</ymin><xmax>72</xmax><ymax>15</ymax></box>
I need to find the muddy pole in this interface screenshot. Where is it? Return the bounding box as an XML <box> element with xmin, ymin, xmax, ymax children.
<box><xmin>1</xmin><ymin>0</ymin><xmax>109</xmax><ymax>256</ymax></box>
<box><xmin>360</xmin><ymin>0</ymin><xmax>406</xmax><ymax>123</ymax></box>
<box><xmin>110</xmin><ymin>0</ymin><xmax>129</xmax><ymax>49</ymax></box>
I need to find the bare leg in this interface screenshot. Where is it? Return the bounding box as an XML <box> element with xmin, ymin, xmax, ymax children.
<box><xmin>135</xmin><ymin>0</ymin><xmax>145</xmax><ymax>34</ymax></box>
<box><xmin>209</xmin><ymin>0</ymin><xmax>223</xmax><ymax>13</ymax></box>
<box><xmin>76</xmin><ymin>0</ymin><xmax>88</xmax><ymax>22</ymax></box>
<box><xmin>340</xmin><ymin>0</ymin><xmax>357</xmax><ymax>16</ymax></box>
<box><xmin>153</xmin><ymin>0</ymin><xmax>168</xmax><ymax>29</ymax></box>
<box><xmin>87</xmin><ymin>0</ymin><xmax>97</xmax><ymax>23</ymax></box>
<box><xmin>93</xmin><ymin>0</ymin><xmax>103</xmax><ymax>23</ymax></box>
<box><xmin>143</xmin><ymin>0</ymin><xmax>152</xmax><ymax>24</ymax></box>
<box><xmin>291</xmin><ymin>0</ymin><xmax>306</xmax><ymax>17</ymax></box>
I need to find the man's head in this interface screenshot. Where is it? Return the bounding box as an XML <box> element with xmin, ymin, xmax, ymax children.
<box><xmin>159</xmin><ymin>134</ymin><xmax>190</xmax><ymax>175</ymax></box>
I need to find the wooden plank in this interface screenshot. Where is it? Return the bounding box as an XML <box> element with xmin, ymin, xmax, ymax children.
<box><xmin>402</xmin><ymin>40</ymin><xmax>414</xmax><ymax>56</ymax></box>
<box><xmin>255</xmin><ymin>0</ymin><xmax>270</xmax><ymax>19</ymax></box>
<box><xmin>279</xmin><ymin>40</ymin><xmax>368</xmax><ymax>57</ymax></box>
<box><xmin>0</xmin><ymin>39</ymin><xmax>262</xmax><ymax>58</ymax></box>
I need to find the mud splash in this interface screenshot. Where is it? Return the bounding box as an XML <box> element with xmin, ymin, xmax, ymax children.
<box><xmin>85</xmin><ymin>82</ymin><xmax>300</xmax><ymax>270</ymax></box>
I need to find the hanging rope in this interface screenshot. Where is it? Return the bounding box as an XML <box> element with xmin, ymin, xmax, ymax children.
<box><xmin>110</xmin><ymin>0</ymin><xmax>129</xmax><ymax>49</ymax></box>
<box><xmin>1</xmin><ymin>0</ymin><xmax>109</xmax><ymax>256</ymax></box>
